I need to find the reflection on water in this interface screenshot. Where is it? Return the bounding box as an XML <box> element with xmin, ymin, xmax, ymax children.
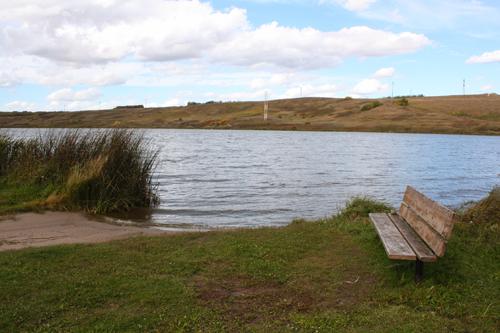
<box><xmin>9</xmin><ymin>128</ymin><xmax>500</xmax><ymax>229</ymax></box>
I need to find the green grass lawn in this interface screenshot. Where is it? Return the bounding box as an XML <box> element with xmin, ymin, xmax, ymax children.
<box><xmin>1</xmin><ymin>198</ymin><xmax>498</xmax><ymax>332</ymax></box>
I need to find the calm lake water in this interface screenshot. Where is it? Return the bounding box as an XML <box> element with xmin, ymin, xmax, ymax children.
<box><xmin>7</xmin><ymin>129</ymin><xmax>500</xmax><ymax>228</ymax></box>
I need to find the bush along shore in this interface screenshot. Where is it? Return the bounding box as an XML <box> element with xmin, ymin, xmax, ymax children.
<box><xmin>0</xmin><ymin>192</ymin><xmax>499</xmax><ymax>331</ymax></box>
<box><xmin>0</xmin><ymin>129</ymin><xmax>160</xmax><ymax>214</ymax></box>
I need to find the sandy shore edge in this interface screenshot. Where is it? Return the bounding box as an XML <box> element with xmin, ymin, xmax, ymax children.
<box><xmin>0</xmin><ymin>211</ymin><xmax>193</xmax><ymax>251</ymax></box>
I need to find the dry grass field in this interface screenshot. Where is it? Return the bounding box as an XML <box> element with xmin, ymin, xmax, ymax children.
<box><xmin>2</xmin><ymin>94</ymin><xmax>500</xmax><ymax>135</ymax></box>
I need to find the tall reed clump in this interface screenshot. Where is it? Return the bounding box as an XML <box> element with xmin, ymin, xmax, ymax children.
<box><xmin>0</xmin><ymin>129</ymin><xmax>160</xmax><ymax>213</ymax></box>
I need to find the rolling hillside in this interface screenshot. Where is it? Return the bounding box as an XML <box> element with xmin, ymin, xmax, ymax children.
<box><xmin>1</xmin><ymin>94</ymin><xmax>500</xmax><ymax>135</ymax></box>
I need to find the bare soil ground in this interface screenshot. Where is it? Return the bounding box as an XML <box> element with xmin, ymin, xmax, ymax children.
<box><xmin>2</xmin><ymin>94</ymin><xmax>500</xmax><ymax>135</ymax></box>
<box><xmin>0</xmin><ymin>211</ymin><xmax>190</xmax><ymax>251</ymax></box>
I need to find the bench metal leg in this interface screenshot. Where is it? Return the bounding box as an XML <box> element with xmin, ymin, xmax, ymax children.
<box><xmin>415</xmin><ymin>258</ymin><xmax>423</xmax><ymax>283</ymax></box>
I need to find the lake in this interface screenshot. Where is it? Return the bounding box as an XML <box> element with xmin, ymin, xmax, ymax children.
<box><xmin>7</xmin><ymin>129</ymin><xmax>500</xmax><ymax>228</ymax></box>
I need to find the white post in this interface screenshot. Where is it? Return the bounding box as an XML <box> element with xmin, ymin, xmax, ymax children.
<box><xmin>264</xmin><ymin>91</ymin><xmax>268</xmax><ymax>121</ymax></box>
<box><xmin>391</xmin><ymin>82</ymin><xmax>394</xmax><ymax>104</ymax></box>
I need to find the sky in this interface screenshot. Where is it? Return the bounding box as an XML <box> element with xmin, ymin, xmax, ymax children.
<box><xmin>0</xmin><ymin>0</ymin><xmax>499</xmax><ymax>112</ymax></box>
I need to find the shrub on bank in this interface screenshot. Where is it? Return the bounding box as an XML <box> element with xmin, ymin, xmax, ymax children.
<box><xmin>360</xmin><ymin>100</ymin><xmax>383</xmax><ymax>111</ymax></box>
<box><xmin>0</xmin><ymin>129</ymin><xmax>160</xmax><ymax>213</ymax></box>
<box><xmin>396</xmin><ymin>98</ymin><xmax>409</xmax><ymax>106</ymax></box>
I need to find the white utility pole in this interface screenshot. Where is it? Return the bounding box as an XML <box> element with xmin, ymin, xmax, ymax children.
<box><xmin>391</xmin><ymin>82</ymin><xmax>394</xmax><ymax>104</ymax></box>
<box><xmin>264</xmin><ymin>91</ymin><xmax>268</xmax><ymax>121</ymax></box>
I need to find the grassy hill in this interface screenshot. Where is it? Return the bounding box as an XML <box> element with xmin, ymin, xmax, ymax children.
<box><xmin>2</xmin><ymin>94</ymin><xmax>500</xmax><ymax>135</ymax></box>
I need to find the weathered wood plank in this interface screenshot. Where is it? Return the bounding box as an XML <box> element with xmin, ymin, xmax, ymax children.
<box><xmin>403</xmin><ymin>186</ymin><xmax>457</xmax><ymax>239</ymax></box>
<box><xmin>399</xmin><ymin>203</ymin><xmax>448</xmax><ymax>257</ymax></box>
<box><xmin>388</xmin><ymin>213</ymin><xmax>437</xmax><ymax>262</ymax></box>
<box><xmin>369</xmin><ymin>213</ymin><xmax>416</xmax><ymax>260</ymax></box>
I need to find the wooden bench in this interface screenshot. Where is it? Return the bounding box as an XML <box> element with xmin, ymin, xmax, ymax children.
<box><xmin>369</xmin><ymin>186</ymin><xmax>457</xmax><ymax>283</ymax></box>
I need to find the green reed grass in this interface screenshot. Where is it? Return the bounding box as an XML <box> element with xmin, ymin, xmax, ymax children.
<box><xmin>0</xmin><ymin>129</ymin><xmax>159</xmax><ymax>213</ymax></box>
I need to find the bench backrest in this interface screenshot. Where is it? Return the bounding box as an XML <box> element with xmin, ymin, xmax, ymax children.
<box><xmin>398</xmin><ymin>186</ymin><xmax>457</xmax><ymax>257</ymax></box>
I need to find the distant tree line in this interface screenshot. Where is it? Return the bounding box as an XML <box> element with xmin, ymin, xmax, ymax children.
<box><xmin>114</xmin><ymin>105</ymin><xmax>144</xmax><ymax>109</ymax></box>
<box><xmin>386</xmin><ymin>94</ymin><xmax>424</xmax><ymax>98</ymax></box>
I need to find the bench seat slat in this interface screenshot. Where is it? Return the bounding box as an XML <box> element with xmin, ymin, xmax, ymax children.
<box><xmin>399</xmin><ymin>203</ymin><xmax>448</xmax><ymax>257</ymax></box>
<box><xmin>369</xmin><ymin>213</ymin><xmax>416</xmax><ymax>261</ymax></box>
<box><xmin>388</xmin><ymin>213</ymin><xmax>437</xmax><ymax>262</ymax></box>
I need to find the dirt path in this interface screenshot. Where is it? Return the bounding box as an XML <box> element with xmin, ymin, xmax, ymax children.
<box><xmin>0</xmin><ymin>211</ymin><xmax>191</xmax><ymax>251</ymax></box>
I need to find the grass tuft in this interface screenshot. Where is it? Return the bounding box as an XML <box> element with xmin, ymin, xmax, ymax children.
<box><xmin>458</xmin><ymin>186</ymin><xmax>500</xmax><ymax>244</ymax></box>
<box><xmin>336</xmin><ymin>196</ymin><xmax>392</xmax><ymax>220</ymax></box>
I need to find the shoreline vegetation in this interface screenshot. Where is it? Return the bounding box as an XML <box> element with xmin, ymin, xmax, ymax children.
<box><xmin>0</xmin><ymin>129</ymin><xmax>159</xmax><ymax>214</ymax></box>
<box><xmin>0</xmin><ymin>194</ymin><xmax>499</xmax><ymax>331</ymax></box>
<box><xmin>1</xmin><ymin>94</ymin><xmax>500</xmax><ymax>135</ymax></box>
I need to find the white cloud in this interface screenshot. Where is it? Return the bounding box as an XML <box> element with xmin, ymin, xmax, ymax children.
<box><xmin>0</xmin><ymin>71</ymin><xmax>22</xmax><ymax>87</ymax></box>
<box><xmin>1</xmin><ymin>101</ymin><xmax>39</xmax><ymax>112</ymax></box>
<box><xmin>40</xmin><ymin>73</ymin><xmax>126</xmax><ymax>87</ymax></box>
<box><xmin>343</xmin><ymin>0</ymin><xmax>377</xmax><ymax>11</ymax></box>
<box><xmin>46</xmin><ymin>87</ymin><xmax>103</xmax><ymax>101</ymax></box>
<box><xmin>466</xmin><ymin>50</ymin><xmax>500</xmax><ymax>64</ymax></box>
<box><xmin>66</xmin><ymin>101</ymin><xmax>97</xmax><ymax>111</ymax></box>
<box><xmin>329</xmin><ymin>0</ymin><xmax>377</xmax><ymax>11</ymax></box>
<box><xmin>147</xmin><ymin>98</ymin><xmax>187</xmax><ymax>108</ymax></box>
<box><xmin>218</xmin><ymin>90</ymin><xmax>274</xmax><ymax>102</ymax></box>
<box><xmin>479</xmin><ymin>84</ymin><xmax>493</xmax><ymax>91</ymax></box>
<box><xmin>0</xmin><ymin>55</ymin><xmax>130</xmax><ymax>87</ymax></box>
<box><xmin>471</xmin><ymin>0</ymin><xmax>482</xmax><ymax>4</ymax></box>
<box><xmin>211</xmin><ymin>24</ymin><xmax>431</xmax><ymax>70</ymax></box>
<box><xmin>37</xmin><ymin>66</ymin><xmax>128</xmax><ymax>87</ymax></box>
<box><xmin>475</xmin><ymin>76</ymin><xmax>484</xmax><ymax>81</ymax></box>
<box><xmin>249</xmin><ymin>74</ymin><xmax>298</xmax><ymax>90</ymax></box>
<box><xmin>152</xmin><ymin>62</ymin><xmax>209</xmax><ymax>76</ymax></box>
<box><xmin>370</xmin><ymin>67</ymin><xmax>395</xmax><ymax>78</ymax></box>
<box><xmin>0</xmin><ymin>0</ymin><xmax>248</xmax><ymax>66</ymax></box>
<box><xmin>350</xmin><ymin>78</ymin><xmax>389</xmax><ymax>95</ymax></box>
<box><xmin>278</xmin><ymin>83</ymin><xmax>346</xmax><ymax>99</ymax></box>
<box><xmin>0</xmin><ymin>1</ymin><xmax>431</xmax><ymax>71</ymax></box>
<box><xmin>162</xmin><ymin>98</ymin><xmax>187</xmax><ymax>107</ymax></box>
